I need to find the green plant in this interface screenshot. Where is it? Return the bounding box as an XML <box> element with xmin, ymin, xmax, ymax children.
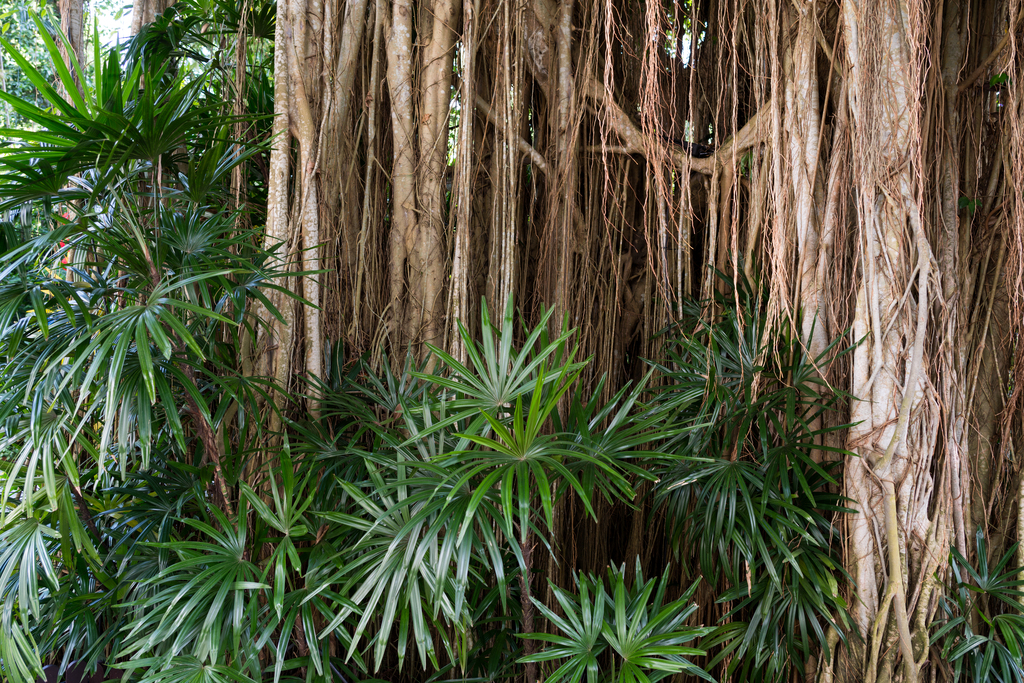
<box><xmin>303</xmin><ymin>298</ymin><xmax>648</xmax><ymax>674</ymax></box>
<box><xmin>932</xmin><ymin>531</ymin><xmax>1024</xmax><ymax>683</ymax></box>
<box><xmin>650</xmin><ymin>274</ymin><xmax>854</xmax><ymax>681</ymax></box>
<box><xmin>0</xmin><ymin>14</ymin><xmax>286</xmax><ymax>683</ymax></box>
<box><xmin>959</xmin><ymin>196</ymin><xmax>982</xmax><ymax>215</ymax></box>
<box><xmin>520</xmin><ymin>559</ymin><xmax>713</xmax><ymax>683</ymax></box>
<box><xmin>0</xmin><ymin>0</ymin><xmax>57</xmax><ymax>130</ymax></box>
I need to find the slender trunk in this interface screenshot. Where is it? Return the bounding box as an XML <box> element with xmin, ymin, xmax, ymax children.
<box><xmin>286</xmin><ymin>0</ymin><xmax>324</xmax><ymax>393</ymax></box>
<box><xmin>449</xmin><ymin>0</ymin><xmax>477</xmax><ymax>360</ymax></box>
<box><xmin>324</xmin><ymin>0</ymin><xmax>370</xmax><ymax>338</ymax></box>
<box><xmin>56</xmin><ymin>0</ymin><xmax>84</xmax><ymax>96</ymax></box>
<box><xmin>412</xmin><ymin>0</ymin><xmax>458</xmax><ymax>356</ymax></box>
<box><xmin>260</xmin><ymin>0</ymin><xmax>297</xmax><ymax>435</ymax></box>
<box><xmin>352</xmin><ymin>0</ymin><xmax>385</xmax><ymax>345</ymax></box>
<box><xmin>787</xmin><ymin>2</ymin><xmax>824</xmax><ymax>359</ymax></box>
<box><xmin>549</xmin><ymin>0</ymin><xmax>576</xmax><ymax>314</ymax></box>
<box><xmin>386</xmin><ymin>0</ymin><xmax>417</xmax><ymax>348</ymax></box>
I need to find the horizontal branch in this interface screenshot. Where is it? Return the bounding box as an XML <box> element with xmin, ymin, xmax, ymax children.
<box><xmin>584</xmin><ymin>78</ymin><xmax>769</xmax><ymax>175</ymax></box>
<box><xmin>474</xmin><ymin>95</ymin><xmax>550</xmax><ymax>175</ymax></box>
<box><xmin>584</xmin><ymin>145</ymin><xmax>639</xmax><ymax>154</ymax></box>
<box><xmin>956</xmin><ymin>15</ymin><xmax>1021</xmax><ymax>95</ymax></box>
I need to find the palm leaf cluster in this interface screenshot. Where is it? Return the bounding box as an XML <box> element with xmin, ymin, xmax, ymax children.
<box><xmin>649</xmin><ymin>279</ymin><xmax>855</xmax><ymax>681</ymax></box>
<box><xmin>521</xmin><ymin>560</ymin><xmax>714</xmax><ymax>683</ymax></box>
<box><xmin>932</xmin><ymin>532</ymin><xmax>1024</xmax><ymax>683</ymax></box>
<box><xmin>3</xmin><ymin>7</ymin><xmax>1019</xmax><ymax>683</ymax></box>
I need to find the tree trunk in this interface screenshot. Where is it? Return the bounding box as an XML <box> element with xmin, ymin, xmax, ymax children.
<box><xmin>247</xmin><ymin>0</ymin><xmax>1024</xmax><ymax>677</ymax></box>
<box><xmin>841</xmin><ymin>2</ymin><xmax>951</xmax><ymax>678</ymax></box>
<box><xmin>131</xmin><ymin>0</ymin><xmax>175</xmax><ymax>35</ymax></box>
<box><xmin>56</xmin><ymin>0</ymin><xmax>84</xmax><ymax>96</ymax></box>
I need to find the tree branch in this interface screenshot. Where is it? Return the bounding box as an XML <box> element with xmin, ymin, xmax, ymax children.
<box><xmin>882</xmin><ymin>479</ymin><xmax>919</xmax><ymax>682</ymax></box>
<box><xmin>956</xmin><ymin>21</ymin><xmax>1018</xmax><ymax>96</ymax></box>
<box><xmin>583</xmin><ymin>77</ymin><xmax>770</xmax><ymax>175</ymax></box>
<box><xmin>474</xmin><ymin>95</ymin><xmax>550</xmax><ymax>175</ymax></box>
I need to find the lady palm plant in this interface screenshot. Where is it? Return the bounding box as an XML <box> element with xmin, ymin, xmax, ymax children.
<box><xmin>932</xmin><ymin>531</ymin><xmax>1024</xmax><ymax>683</ymax></box>
<box><xmin>0</xmin><ymin>15</ymin><xmax>255</xmax><ymax>211</ymax></box>
<box><xmin>0</xmin><ymin>17</ymin><xmax>288</xmax><ymax>683</ymax></box>
<box><xmin>520</xmin><ymin>560</ymin><xmax>713</xmax><ymax>683</ymax></box>
<box><xmin>650</xmin><ymin>274</ymin><xmax>854</xmax><ymax>682</ymax></box>
<box><xmin>291</xmin><ymin>299</ymin><xmax>658</xmax><ymax>677</ymax></box>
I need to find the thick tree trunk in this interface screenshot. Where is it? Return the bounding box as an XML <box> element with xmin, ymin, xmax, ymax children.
<box><xmin>243</xmin><ymin>0</ymin><xmax>1022</xmax><ymax>678</ymax></box>
<box><xmin>841</xmin><ymin>1</ymin><xmax>963</xmax><ymax>680</ymax></box>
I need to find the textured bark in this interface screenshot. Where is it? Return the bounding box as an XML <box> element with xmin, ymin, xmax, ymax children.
<box><xmin>258</xmin><ymin>0</ymin><xmax>330</xmax><ymax>421</ymax></box>
<box><xmin>448</xmin><ymin>0</ymin><xmax>477</xmax><ymax>360</ymax></box>
<box><xmin>385</xmin><ymin>0</ymin><xmax>417</xmax><ymax>347</ymax></box>
<box><xmin>286</xmin><ymin>0</ymin><xmax>324</xmax><ymax>395</ymax></box>
<box><xmin>219</xmin><ymin>0</ymin><xmax>1024</xmax><ymax>677</ymax></box>
<box><xmin>56</xmin><ymin>0</ymin><xmax>84</xmax><ymax>96</ymax></box>
<box><xmin>321</xmin><ymin>0</ymin><xmax>369</xmax><ymax>345</ymax></box>
<box><xmin>258</xmin><ymin>0</ymin><xmax>298</xmax><ymax>437</ymax></box>
<box><xmin>547</xmin><ymin>0</ymin><xmax>576</xmax><ymax>315</ymax></box>
<box><xmin>131</xmin><ymin>0</ymin><xmax>176</xmax><ymax>35</ymax></box>
<box><xmin>787</xmin><ymin>2</ymin><xmax>824</xmax><ymax>359</ymax></box>
<box><xmin>840</xmin><ymin>1</ymin><xmax>965</xmax><ymax>680</ymax></box>
<box><xmin>1006</xmin><ymin>0</ymin><xmax>1024</xmax><ymax>574</ymax></box>
<box><xmin>416</xmin><ymin>0</ymin><xmax>459</xmax><ymax>351</ymax></box>
<box><xmin>845</xmin><ymin>39</ymin><xmax>924</xmax><ymax>683</ymax></box>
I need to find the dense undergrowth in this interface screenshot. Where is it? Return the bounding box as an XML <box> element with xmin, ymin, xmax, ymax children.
<box><xmin>1</xmin><ymin>7</ymin><xmax>1023</xmax><ymax>683</ymax></box>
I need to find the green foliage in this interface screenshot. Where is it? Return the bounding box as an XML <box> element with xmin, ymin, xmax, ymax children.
<box><xmin>959</xmin><ymin>196</ymin><xmax>982</xmax><ymax>214</ymax></box>
<box><xmin>118</xmin><ymin>507</ymin><xmax>266</xmax><ymax>680</ymax></box>
<box><xmin>932</xmin><ymin>531</ymin><xmax>1024</xmax><ymax>683</ymax></box>
<box><xmin>0</xmin><ymin>12</ymin><xmax>284</xmax><ymax>683</ymax></box>
<box><xmin>0</xmin><ymin>18</ymin><xmax>255</xmax><ymax>211</ymax></box>
<box><xmin>0</xmin><ymin>0</ymin><xmax>56</xmax><ymax>130</ymax></box>
<box><xmin>287</xmin><ymin>298</ymin><xmax>657</xmax><ymax>676</ymax></box>
<box><xmin>520</xmin><ymin>560</ymin><xmax>713</xmax><ymax>683</ymax></box>
<box><xmin>0</xmin><ymin>9</ymin><xmax>845</xmax><ymax>683</ymax></box>
<box><xmin>650</xmin><ymin>275</ymin><xmax>854</xmax><ymax>681</ymax></box>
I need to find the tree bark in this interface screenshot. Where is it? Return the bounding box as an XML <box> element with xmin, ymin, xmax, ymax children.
<box><xmin>56</xmin><ymin>0</ymin><xmax>84</xmax><ymax>96</ymax></box>
<box><xmin>131</xmin><ymin>0</ymin><xmax>175</xmax><ymax>35</ymax></box>
<box><xmin>385</xmin><ymin>0</ymin><xmax>418</xmax><ymax>349</ymax></box>
<box><xmin>416</xmin><ymin>0</ymin><xmax>459</xmax><ymax>352</ymax></box>
<box><xmin>244</xmin><ymin>0</ymin><xmax>1023</xmax><ymax>678</ymax></box>
<box><xmin>842</xmin><ymin>1</ymin><xmax>952</xmax><ymax>679</ymax></box>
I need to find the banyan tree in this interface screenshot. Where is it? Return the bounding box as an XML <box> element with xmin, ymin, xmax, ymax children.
<box><xmin>21</xmin><ymin>0</ymin><xmax>1024</xmax><ymax>678</ymax></box>
<box><xmin>251</xmin><ymin>0</ymin><xmax>1024</xmax><ymax>673</ymax></box>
